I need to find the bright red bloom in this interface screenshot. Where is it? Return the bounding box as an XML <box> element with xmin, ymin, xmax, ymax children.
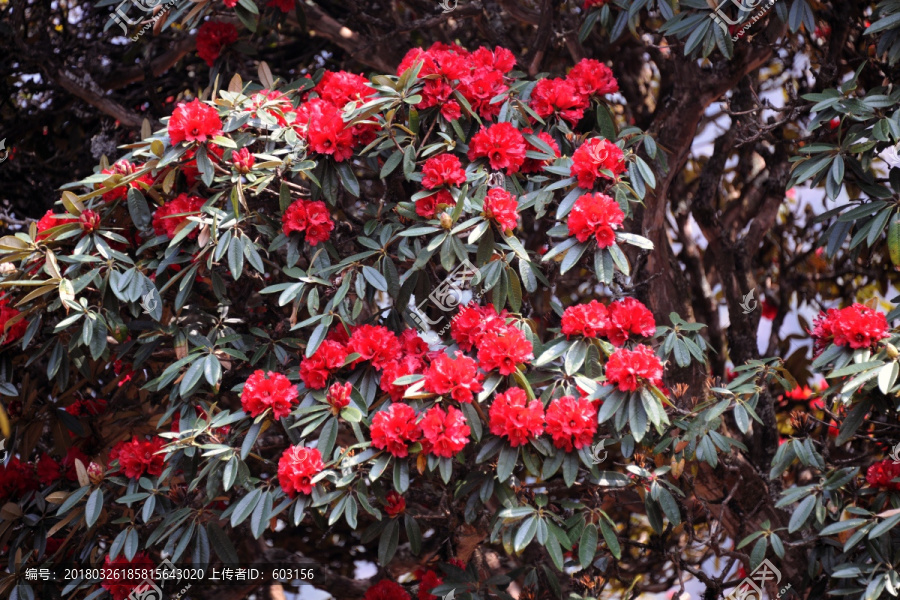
<box><xmin>384</xmin><ymin>491</ymin><xmax>406</xmax><ymax>517</ymax></box>
<box><xmin>399</xmin><ymin>328</ymin><xmax>429</xmax><ymax>360</ymax></box>
<box><xmin>420</xmin><ymin>405</ymin><xmax>470</xmax><ymax>457</ymax></box>
<box><xmin>561</xmin><ymin>300</ymin><xmax>610</xmax><ymax>338</ymax></box>
<box><xmin>327</xmin><ymin>381</ymin><xmax>353</xmax><ymax>412</ymax></box>
<box><xmin>570</xmin><ymin>138</ymin><xmax>625</xmax><ymax>189</ymax></box>
<box><xmin>241</xmin><ymin>370</ymin><xmax>299</xmax><ymax>419</ymax></box>
<box><xmin>36</xmin><ymin>453</ymin><xmax>61</xmax><ymax>486</ymax></box>
<box><xmin>422</xmin><ymin>153</ymin><xmax>467</xmax><ymax>189</ymax></box>
<box><xmin>567</xmin><ymin>192</ymin><xmax>625</xmax><ymax>247</ymax></box>
<box><xmin>277</xmin><ymin>445</ymin><xmax>325</xmax><ymax>496</ymax></box>
<box><xmin>152</xmin><ymin>193</ymin><xmax>205</xmax><ymax>239</ymax></box>
<box><xmin>292</xmin><ymin>98</ymin><xmax>354</xmax><ymax>162</ymax></box>
<box><xmin>811</xmin><ymin>303</ymin><xmax>888</xmax><ymax>352</ymax></box>
<box><xmin>267</xmin><ymin>0</ymin><xmax>294</xmax><ymax>12</ymax></box>
<box><xmin>457</xmin><ymin>69</ymin><xmax>508</xmax><ymax>120</ymax></box>
<box><xmin>606</xmin><ymin>297</ymin><xmax>656</xmax><ymax>346</ymax></box>
<box><xmin>530</xmin><ymin>78</ymin><xmax>586</xmax><ymax>125</ymax></box>
<box><xmin>0</xmin><ymin>299</ymin><xmax>28</xmax><ymax>344</ymax></box>
<box><xmin>168</xmin><ymin>99</ymin><xmax>223</xmax><ymax>145</ymax></box>
<box><xmin>489</xmin><ymin>387</ymin><xmax>544</xmax><ymax>447</ymax></box>
<box><xmin>417</xmin><ymin>569</ymin><xmax>444</xmax><ymax>600</ymax></box>
<box><xmin>451</xmin><ymin>302</ymin><xmax>509</xmax><ymax>352</ymax></box>
<box><xmin>545</xmin><ymin>395</ymin><xmax>597</xmax><ymax>452</ymax></box>
<box><xmin>98</xmin><ymin>160</ymin><xmax>154</xmax><ymax>202</ymax></box>
<box><xmin>441</xmin><ymin>100</ymin><xmax>462</xmax><ymax>121</ymax></box>
<box><xmin>521</xmin><ymin>130</ymin><xmax>560</xmax><ymax>174</ymax></box>
<box><xmin>281</xmin><ymin>199</ymin><xmax>335</xmax><ymax>246</ymax></box>
<box><xmin>415</xmin><ymin>189</ymin><xmax>455</xmax><ymax>219</ymax></box>
<box><xmin>79</xmin><ymin>209</ymin><xmax>101</xmax><ymax>233</ymax></box>
<box><xmin>467</xmin><ymin>122</ymin><xmax>527</xmax><ymax>175</ymax></box>
<box><xmin>314</xmin><ymin>70</ymin><xmax>375</xmax><ymax>108</ymax></box>
<box><xmin>364</xmin><ymin>580</ymin><xmax>411</xmax><ymax>600</ymax></box>
<box><xmin>866</xmin><ymin>459</ymin><xmax>900</xmax><ymax>491</ymax></box>
<box><xmin>36</xmin><ymin>210</ymin><xmax>78</xmax><ymax>240</ymax></box>
<box><xmin>380</xmin><ymin>356</ymin><xmax>424</xmax><ymax>401</ymax></box>
<box><xmin>348</xmin><ymin>325</ymin><xmax>403</xmax><ymax>370</ymax></box>
<box><xmin>605</xmin><ymin>344</ymin><xmax>664</xmax><ymax>392</ymax></box>
<box><xmin>583</xmin><ymin>0</ymin><xmax>610</xmax><ymax>8</ymax></box>
<box><xmin>478</xmin><ymin>327</ymin><xmax>534</xmax><ymax>375</ymax></box>
<box><xmin>110</xmin><ymin>436</ymin><xmax>166</xmax><ymax>479</ymax></box>
<box><xmin>196</xmin><ymin>21</ymin><xmax>238</xmax><ymax>66</ymax></box>
<box><xmin>471</xmin><ymin>46</ymin><xmax>517</xmax><ymax>73</ymax></box>
<box><xmin>231</xmin><ymin>147</ymin><xmax>255</xmax><ymax>173</ymax></box>
<box><xmin>423</xmin><ymin>351</ymin><xmax>484</xmax><ymax>403</ymax></box>
<box><xmin>567</xmin><ymin>58</ymin><xmax>618</xmax><ymax>101</ymax></box>
<box><xmin>66</xmin><ymin>398</ymin><xmax>108</xmax><ymax>416</ymax></box>
<box><xmin>102</xmin><ymin>552</ymin><xmax>156</xmax><ymax>600</ymax></box>
<box><xmin>0</xmin><ymin>457</ymin><xmax>38</xmax><ymax>501</ymax></box>
<box><xmin>299</xmin><ymin>340</ymin><xmax>348</xmax><ymax>389</ymax></box>
<box><xmin>483</xmin><ymin>187</ymin><xmax>519</xmax><ymax>231</ymax></box>
<box><xmin>370</xmin><ymin>403</ymin><xmax>421</xmax><ymax>457</ymax></box>
<box><xmin>247</xmin><ymin>90</ymin><xmax>294</xmax><ymax>126</ymax></box>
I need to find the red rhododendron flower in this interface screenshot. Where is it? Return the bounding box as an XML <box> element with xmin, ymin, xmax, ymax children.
<box><xmin>451</xmin><ymin>302</ymin><xmax>510</xmax><ymax>352</ymax></box>
<box><xmin>267</xmin><ymin>0</ymin><xmax>294</xmax><ymax>12</ymax></box>
<box><xmin>66</xmin><ymin>398</ymin><xmax>108</xmax><ymax>416</ymax></box>
<box><xmin>36</xmin><ymin>210</ymin><xmax>78</xmax><ymax>240</ymax></box>
<box><xmin>416</xmin><ymin>569</ymin><xmax>444</xmax><ymax>600</ymax></box>
<box><xmin>0</xmin><ymin>457</ymin><xmax>39</xmax><ymax>501</ymax></box>
<box><xmin>0</xmin><ymin>299</ymin><xmax>28</xmax><ymax>344</ymax></box>
<box><xmin>567</xmin><ymin>58</ymin><xmax>618</xmax><ymax>101</ymax></box>
<box><xmin>364</xmin><ymin>580</ymin><xmax>410</xmax><ymax>600</ymax></box>
<box><xmin>348</xmin><ymin>325</ymin><xmax>402</xmax><ymax>370</ymax></box>
<box><xmin>380</xmin><ymin>356</ymin><xmax>424</xmax><ymax>401</ymax></box>
<box><xmin>231</xmin><ymin>147</ymin><xmax>255</xmax><ymax>173</ymax></box>
<box><xmin>168</xmin><ymin>99</ymin><xmax>223</xmax><ymax>145</ymax></box>
<box><xmin>567</xmin><ymin>192</ymin><xmax>625</xmax><ymax>247</ymax></box>
<box><xmin>384</xmin><ymin>491</ymin><xmax>406</xmax><ymax>516</ymax></box>
<box><xmin>483</xmin><ymin>187</ymin><xmax>519</xmax><ymax>231</ymax></box>
<box><xmin>570</xmin><ymin>138</ymin><xmax>625</xmax><ymax>189</ymax></box>
<box><xmin>241</xmin><ymin>370</ymin><xmax>299</xmax><ymax>419</ymax></box>
<box><xmin>36</xmin><ymin>453</ymin><xmax>61</xmax><ymax>486</ymax></box>
<box><xmin>478</xmin><ymin>327</ymin><xmax>534</xmax><ymax>375</ymax></box>
<box><xmin>441</xmin><ymin>100</ymin><xmax>462</xmax><ymax>121</ymax></box>
<box><xmin>196</xmin><ymin>21</ymin><xmax>238</xmax><ymax>66</ymax></box>
<box><xmin>606</xmin><ymin>298</ymin><xmax>656</xmax><ymax>346</ymax></box>
<box><xmin>399</xmin><ymin>328</ymin><xmax>429</xmax><ymax>360</ymax></box>
<box><xmin>102</xmin><ymin>552</ymin><xmax>156</xmax><ymax>600</ymax></box>
<box><xmin>458</xmin><ymin>69</ymin><xmax>508</xmax><ymax>120</ymax></box>
<box><xmin>468</xmin><ymin>122</ymin><xmax>527</xmax><ymax>174</ymax></box>
<box><xmin>521</xmin><ymin>130</ymin><xmax>560</xmax><ymax>174</ymax></box>
<box><xmin>277</xmin><ymin>445</ymin><xmax>325</xmax><ymax>496</ymax></box>
<box><xmin>811</xmin><ymin>303</ymin><xmax>888</xmax><ymax>353</ymax></box>
<box><xmin>423</xmin><ymin>351</ymin><xmax>484</xmax><ymax>403</ymax></box>
<box><xmin>530</xmin><ymin>78</ymin><xmax>586</xmax><ymax>125</ymax></box>
<box><xmin>420</xmin><ymin>406</ymin><xmax>471</xmax><ymax>457</ymax></box>
<box><xmin>415</xmin><ymin>189</ymin><xmax>456</xmax><ymax>219</ymax></box>
<box><xmin>584</xmin><ymin>0</ymin><xmax>610</xmax><ymax>8</ymax></box>
<box><xmin>866</xmin><ymin>459</ymin><xmax>900</xmax><ymax>491</ymax></box>
<box><xmin>292</xmin><ymin>98</ymin><xmax>354</xmax><ymax>162</ymax></box>
<box><xmin>98</xmin><ymin>160</ymin><xmax>153</xmax><ymax>202</ymax></box>
<box><xmin>79</xmin><ymin>209</ymin><xmax>101</xmax><ymax>233</ymax></box>
<box><xmin>471</xmin><ymin>45</ymin><xmax>517</xmax><ymax>73</ymax></box>
<box><xmin>545</xmin><ymin>396</ymin><xmax>597</xmax><ymax>452</ymax></box>
<box><xmin>299</xmin><ymin>340</ymin><xmax>348</xmax><ymax>389</ymax></box>
<box><xmin>489</xmin><ymin>387</ymin><xmax>544</xmax><ymax>447</ymax></box>
<box><xmin>605</xmin><ymin>344</ymin><xmax>664</xmax><ymax>392</ymax></box>
<box><xmin>327</xmin><ymin>381</ymin><xmax>353</xmax><ymax>413</ymax></box>
<box><xmin>281</xmin><ymin>199</ymin><xmax>335</xmax><ymax>246</ymax></box>
<box><xmin>152</xmin><ymin>194</ymin><xmax>205</xmax><ymax>239</ymax></box>
<box><xmin>561</xmin><ymin>300</ymin><xmax>610</xmax><ymax>338</ymax></box>
<box><xmin>110</xmin><ymin>436</ymin><xmax>166</xmax><ymax>479</ymax></box>
<box><xmin>314</xmin><ymin>70</ymin><xmax>375</xmax><ymax>108</ymax></box>
<box><xmin>422</xmin><ymin>153</ymin><xmax>467</xmax><ymax>189</ymax></box>
<box><xmin>370</xmin><ymin>403</ymin><xmax>421</xmax><ymax>457</ymax></box>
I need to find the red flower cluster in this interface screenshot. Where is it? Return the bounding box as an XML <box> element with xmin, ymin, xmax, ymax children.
<box><xmin>364</xmin><ymin>580</ymin><xmax>411</xmax><ymax>600</ymax></box>
<box><xmin>292</xmin><ymin>99</ymin><xmax>354</xmax><ymax>161</ymax></box>
<box><xmin>313</xmin><ymin>70</ymin><xmax>375</xmax><ymax>109</ymax></box>
<box><xmin>196</xmin><ymin>21</ymin><xmax>238</xmax><ymax>66</ymax></box>
<box><xmin>415</xmin><ymin>189</ymin><xmax>455</xmax><ymax>219</ymax></box>
<box><xmin>571</xmin><ymin>138</ymin><xmax>625</xmax><ymax>189</ymax></box>
<box><xmin>384</xmin><ymin>490</ymin><xmax>406</xmax><ymax>516</ymax></box>
<box><xmin>36</xmin><ymin>210</ymin><xmax>78</xmax><ymax>240</ymax></box>
<box><xmin>36</xmin><ymin>453</ymin><xmax>61</xmax><ymax>485</ymax></box>
<box><xmin>66</xmin><ymin>398</ymin><xmax>108</xmax><ymax>416</ymax></box>
<box><xmin>477</xmin><ymin>326</ymin><xmax>534</xmax><ymax>376</ymax></box>
<box><xmin>561</xmin><ymin>300</ymin><xmax>609</xmax><ymax>338</ymax></box>
<box><xmin>424</xmin><ymin>351</ymin><xmax>483</xmax><ymax>403</ymax></box>
<box><xmin>110</xmin><ymin>436</ymin><xmax>166</xmax><ymax>479</ymax></box>
<box><xmin>545</xmin><ymin>395</ymin><xmax>598</xmax><ymax>452</ymax></box>
<box><xmin>468</xmin><ymin>122</ymin><xmax>527</xmax><ymax>174</ymax></box>
<box><xmin>530</xmin><ymin>78</ymin><xmax>585</xmax><ymax>125</ymax></box>
<box><xmin>489</xmin><ymin>387</ymin><xmax>545</xmax><ymax>446</ymax></box>
<box><xmin>416</xmin><ymin>569</ymin><xmax>444</xmax><ymax>600</ymax></box>
<box><xmin>0</xmin><ymin>457</ymin><xmax>39</xmax><ymax>502</ymax></box>
<box><xmin>267</xmin><ymin>0</ymin><xmax>294</xmax><ymax>12</ymax></box>
<box><xmin>483</xmin><ymin>187</ymin><xmax>519</xmax><ymax>231</ymax></box>
<box><xmin>521</xmin><ymin>130</ymin><xmax>560</xmax><ymax>174</ymax></box>
<box><xmin>605</xmin><ymin>344</ymin><xmax>664</xmax><ymax>392</ymax></box>
<box><xmin>370</xmin><ymin>403</ymin><xmax>421</xmax><ymax>457</ymax></box>
<box><xmin>451</xmin><ymin>302</ymin><xmax>510</xmax><ymax>352</ymax></box>
<box><xmin>811</xmin><ymin>303</ymin><xmax>888</xmax><ymax>352</ymax></box>
<box><xmin>98</xmin><ymin>160</ymin><xmax>153</xmax><ymax>202</ymax></box>
<box><xmin>299</xmin><ymin>340</ymin><xmax>348</xmax><ymax>389</ymax></box>
<box><xmin>102</xmin><ymin>552</ymin><xmax>156</xmax><ymax>600</ymax></box>
<box><xmin>349</xmin><ymin>324</ymin><xmax>403</xmax><ymax>370</ymax></box>
<box><xmin>422</xmin><ymin>153</ymin><xmax>467</xmax><ymax>189</ymax></box>
<box><xmin>241</xmin><ymin>370</ymin><xmax>299</xmax><ymax>419</ymax></box>
<box><xmin>0</xmin><ymin>298</ymin><xmax>28</xmax><ymax>344</ymax></box>
<box><xmin>567</xmin><ymin>59</ymin><xmax>618</xmax><ymax>101</ymax></box>
<box><xmin>168</xmin><ymin>99</ymin><xmax>223</xmax><ymax>145</ymax></box>
<box><xmin>152</xmin><ymin>194</ymin><xmax>205</xmax><ymax>239</ymax></box>
<box><xmin>277</xmin><ymin>445</ymin><xmax>325</xmax><ymax>496</ymax></box>
<box><xmin>606</xmin><ymin>298</ymin><xmax>656</xmax><ymax>346</ymax></box>
<box><xmin>567</xmin><ymin>192</ymin><xmax>625</xmax><ymax>247</ymax></box>
<box><xmin>420</xmin><ymin>405</ymin><xmax>471</xmax><ymax>457</ymax></box>
<box><xmin>281</xmin><ymin>199</ymin><xmax>334</xmax><ymax>246</ymax></box>
<box><xmin>381</xmin><ymin>330</ymin><xmax>430</xmax><ymax>400</ymax></box>
<box><xmin>865</xmin><ymin>459</ymin><xmax>900</xmax><ymax>491</ymax></box>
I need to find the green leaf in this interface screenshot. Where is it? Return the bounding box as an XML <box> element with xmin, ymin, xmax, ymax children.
<box><xmin>788</xmin><ymin>494</ymin><xmax>817</xmax><ymax>533</ymax></box>
<box><xmin>85</xmin><ymin>489</ymin><xmax>103</xmax><ymax>528</ymax></box>
<box><xmin>230</xmin><ymin>488</ymin><xmax>262</xmax><ymax>527</ymax></box>
<box><xmin>578</xmin><ymin>523</ymin><xmax>598</xmax><ymax>568</ymax></box>
<box><xmin>378</xmin><ymin>518</ymin><xmax>400</xmax><ymax>565</ymax></box>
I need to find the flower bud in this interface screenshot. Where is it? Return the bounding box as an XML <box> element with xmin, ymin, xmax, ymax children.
<box><xmin>326</xmin><ymin>381</ymin><xmax>352</xmax><ymax>415</ymax></box>
<box><xmin>887</xmin><ymin>343</ymin><xmax>899</xmax><ymax>359</ymax></box>
<box><xmin>439</xmin><ymin>212</ymin><xmax>453</xmax><ymax>229</ymax></box>
<box><xmin>79</xmin><ymin>210</ymin><xmax>101</xmax><ymax>233</ymax></box>
<box><xmin>232</xmin><ymin>147</ymin><xmax>255</xmax><ymax>174</ymax></box>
